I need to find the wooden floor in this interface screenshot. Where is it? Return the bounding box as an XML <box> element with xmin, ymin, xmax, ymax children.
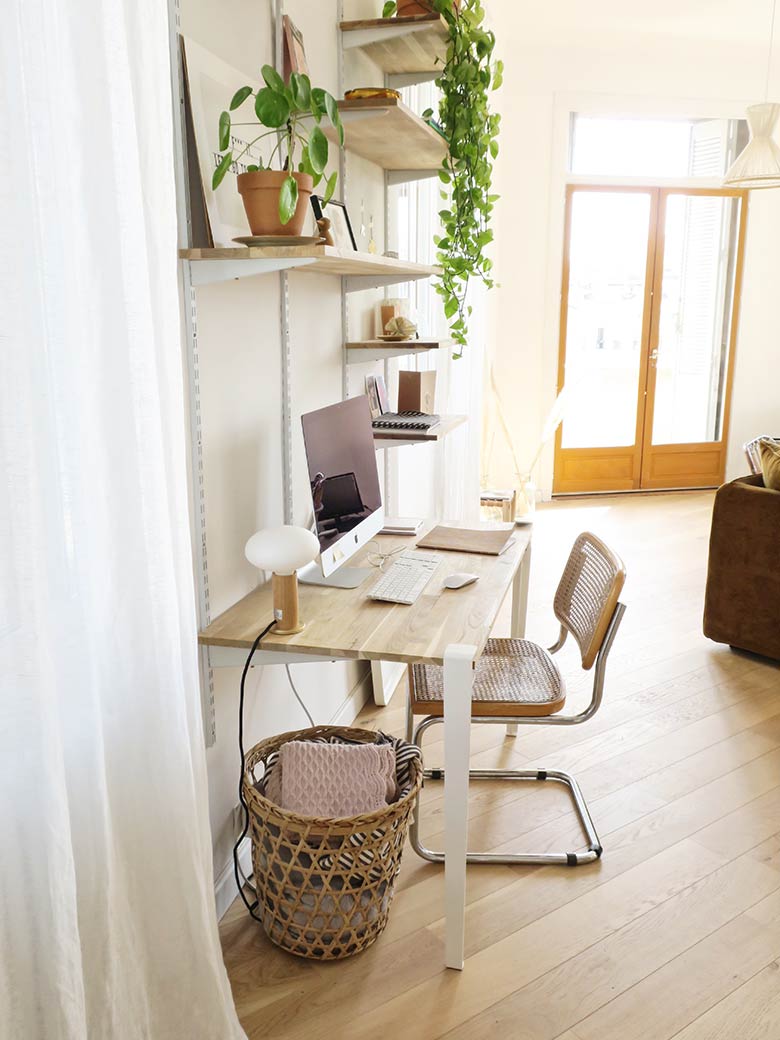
<box><xmin>220</xmin><ymin>491</ymin><xmax>780</xmax><ymax>1040</ymax></box>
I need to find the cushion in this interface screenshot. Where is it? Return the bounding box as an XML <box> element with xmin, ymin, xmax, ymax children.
<box><xmin>759</xmin><ymin>438</ymin><xmax>780</xmax><ymax>491</ymax></box>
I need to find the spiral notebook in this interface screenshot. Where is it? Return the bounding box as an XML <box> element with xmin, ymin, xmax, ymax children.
<box><xmin>415</xmin><ymin>524</ymin><xmax>516</xmax><ymax>556</ymax></box>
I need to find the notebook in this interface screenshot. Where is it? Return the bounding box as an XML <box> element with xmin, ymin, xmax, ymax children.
<box><xmin>415</xmin><ymin>524</ymin><xmax>516</xmax><ymax>556</ymax></box>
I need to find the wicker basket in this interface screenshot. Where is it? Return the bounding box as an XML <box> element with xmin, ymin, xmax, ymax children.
<box><xmin>243</xmin><ymin>725</ymin><xmax>423</xmax><ymax>960</ymax></box>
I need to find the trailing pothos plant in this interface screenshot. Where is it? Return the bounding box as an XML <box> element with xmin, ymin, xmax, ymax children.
<box><xmin>385</xmin><ymin>0</ymin><xmax>502</xmax><ymax>357</ymax></box>
<box><xmin>213</xmin><ymin>65</ymin><xmax>344</xmax><ymax>223</ymax></box>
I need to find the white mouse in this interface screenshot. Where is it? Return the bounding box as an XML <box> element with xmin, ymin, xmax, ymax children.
<box><xmin>444</xmin><ymin>572</ymin><xmax>479</xmax><ymax>590</ymax></box>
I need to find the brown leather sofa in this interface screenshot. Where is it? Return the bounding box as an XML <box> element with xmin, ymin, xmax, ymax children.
<box><xmin>703</xmin><ymin>474</ymin><xmax>780</xmax><ymax>661</ymax></box>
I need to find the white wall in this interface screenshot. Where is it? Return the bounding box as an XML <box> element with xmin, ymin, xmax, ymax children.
<box><xmin>179</xmin><ymin>0</ymin><xmax>387</xmax><ymax>898</ymax></box>
<box><xmin>484</xmin><ymin>0</ymin><xmax>780</xmax><ymax>495</ymax></box>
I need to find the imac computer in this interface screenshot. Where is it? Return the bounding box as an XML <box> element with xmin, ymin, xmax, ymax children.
<box><xmin>299</xmin><ymin>396</ymin><xmax>384</xmax><ymax>589</ymax></box>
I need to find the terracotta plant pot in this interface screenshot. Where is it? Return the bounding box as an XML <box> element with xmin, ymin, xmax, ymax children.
<box><xmin>236</xmin><ymin>171</ymin><xmax>314</xmax><ymax>237</ymax></box>
<box><xmin>397</xmin><ymin>0</ymin><xmax>460</xmax><ymax>15</ymax></box>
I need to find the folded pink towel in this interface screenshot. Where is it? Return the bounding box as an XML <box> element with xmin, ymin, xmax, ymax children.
<box><xmin>264</xmin><ymin>741</ymin><xmax>397</xmax><ymax>817</ymax></box>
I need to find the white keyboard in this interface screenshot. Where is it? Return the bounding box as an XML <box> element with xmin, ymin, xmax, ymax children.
<box><xmin>368</xmin><ymin>552</ymin><xmax>439</xmax><ymax>605</ymax></box>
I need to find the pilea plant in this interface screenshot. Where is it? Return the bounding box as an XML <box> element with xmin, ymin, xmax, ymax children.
<box><xmin>213</xmin><ymin>65</ymin><xmax>344</xmax><ymax>224</ymax></box>
<box><xmin>385</xmin><ymin>0</ymin><xmax>502</xmax><ymax>357</ymax></box>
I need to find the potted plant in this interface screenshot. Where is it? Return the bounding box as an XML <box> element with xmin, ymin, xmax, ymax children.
<box><xmin>425</xmin><ymin>0</ymin><xmax>502</xmax><ymax>357</ymax></box>
<box><xmin>213</xmin><ymin>65</ymin><xmax>344</xmax><ymax>237</ymax></box>
<box><xmin>383</xmin><ymin>0</ymin><xmax>501</xmax><ymax>357</ymax></box>
<box><xmin>383</xmin><ymin>1</ymin><xmax>460</xmax><ymax>15</ymax></box>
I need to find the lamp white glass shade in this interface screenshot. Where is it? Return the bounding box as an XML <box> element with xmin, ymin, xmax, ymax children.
<box><xmin>724</xmin><ymin>103</ymin><xmax>780</xmax><ymax>188</ymax></box>
<box><xmin>245</xmin><ymin>525</ymin><xmax>319</xmax><ymax>576</ymax></box>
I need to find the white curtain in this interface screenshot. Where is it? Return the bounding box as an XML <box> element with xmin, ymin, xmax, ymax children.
<box><xmin>0</xmin><ymin>2</ymin><xmax>244</xmax><ymax>1038</ymax></box>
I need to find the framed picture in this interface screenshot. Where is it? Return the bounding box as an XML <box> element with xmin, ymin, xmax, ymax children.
<box><xmin>283</xmin><ymin>15</ymin><xmax>309</xmax><ymax>80</ymax></box>
<box><xmin>182</xmin><ymin>37</ymin><xmax>266</xmax><ymax>245</ymax></box>
<box><xmin>311</xmin><ymin>197</ymin><xmax>358</xmax><ymax>252</ymax></box>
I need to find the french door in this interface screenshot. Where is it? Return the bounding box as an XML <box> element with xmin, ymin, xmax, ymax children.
<box><xmin>554</xmin><ymin>185</ymin><xmax>748</xmax><ymax>493</ymax></box>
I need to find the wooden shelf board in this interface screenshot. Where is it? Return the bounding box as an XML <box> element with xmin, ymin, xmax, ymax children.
<box><xmin>373</xmin><ymin>414</ymin><xmax>467</xmax><ymax>447</ymax></box>
<box><xmin>340</xmin><ymin>14</ymin><xmax>448</xmax><ymax>74</ymax></box>
<box><xmin>329</xmin><ymin>97</ymin><xmax>447</xmax><ymax>172</ymax></box>
<box><xmin>346</xmin><ymin>339</ymin><xmax>446</xmax><ymax>363</ymax></box>
<box><xmin>180</xmin><ymin>245</ymin><xmax>438</xmax><ymax>288</ymax></box>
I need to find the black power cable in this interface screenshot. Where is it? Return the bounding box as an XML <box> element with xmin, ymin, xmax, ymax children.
<box><xmin>232</xmin><ymin>619</ymin><xmax>277</xmax><ymax>920</ymax></box>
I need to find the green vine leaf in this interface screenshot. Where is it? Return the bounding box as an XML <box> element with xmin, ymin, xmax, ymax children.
<box><xmin>218</xmin><ymin>111</ymin><xmax>231</xmax><ymax>151</ymax></box>
<box><xmin>382</xmin><ymin>2</ymin><xmax>397</xmax><ymax>17</ymax></box>
<box><xmin>229</xmin><ymin>86</ymin><xmax>253</xmax><ymax>111</ymax></box>
<box><xmin>212</xmin><ymin>151</ymin><xmax>233</xmax><ymax>190</ymax></box>
<box><xmin>322</xmin><ymin>170</ymin><xmax>338</xmax><ymax>205</ymax></box>
<box><xmin>254</xmin><ymin>87</ymin><xmax>290</xmax><ymax>127</ymax></box>
<box><xmin>261</xmin><ymin>64</ymin><xmax>285</xmax><ymax>94</ymax></box>
<box><xmin>308</xmin><ymin>126</ymin><xmax>328</xmax><ymax>174</ymax></box>
<box><xmin>431</xmin><ymin>0</ymin><xmax>501</xmax><ymax>354</ymax></box>
<box><xmin>279</xmin><ymin>175</ymin><xmax>298</xmax><ymax>224</ymax></box>
<box><xmin>313</xmin><ymin>88</ymin><xmax>344</xmax><ymax>145</ymax></box>
<box><xmin>290</xmin><ymin>72</ymin><xmax>311</xmax><ymax>110</ymax></box>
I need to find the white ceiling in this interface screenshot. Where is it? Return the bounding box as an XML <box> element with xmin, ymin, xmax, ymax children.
<box><xmin>491</xmin><ymin>0</ymin><xmax>777</xmax><ymax>48</ymax></box>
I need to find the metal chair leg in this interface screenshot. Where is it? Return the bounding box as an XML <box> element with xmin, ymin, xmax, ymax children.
<box><xmin>410</xmin><ymin>715</ymin><xmax>603</xmax><ymax>867</ymax></box>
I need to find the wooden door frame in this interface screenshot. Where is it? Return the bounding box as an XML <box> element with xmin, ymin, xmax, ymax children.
<box><xmin>639</xmin><ymin>186</ymin><xmax>749</xmax><ymax>489</ymax></box>
<box><xmin>554</xmin><ymin>185</ymin><xmax>660</xmax><ymax>493</ymax></box>
<box><xmin>553</xmin><ymin>184</ymin><xmax>748</xmax><ymax>495</ymax></box>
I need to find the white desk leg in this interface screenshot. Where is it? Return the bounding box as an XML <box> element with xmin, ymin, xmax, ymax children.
<box><xmin>507</xmin><ymin>543</ymin><xmax>532</xmax><ymax>737</ymax></box>
<box><xmin>511</xmin><ymin>542</ymin><xmax>532</xmax><ymax>639</ymax></box>
<box><xmin>443</xmin><ymin>643</ymin><xmax>476</xmax><ymax>971</ymax></box>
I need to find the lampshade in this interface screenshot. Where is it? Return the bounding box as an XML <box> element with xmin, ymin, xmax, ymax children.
<box><xmin>245</xmin><ymin>525</ymin><xmax>319</xmax><ymax>575</ymax></box>
<box><xmin>724</xmin><ymin>103</ymin><xmax>780</xmax><ymax>188</ymax></box>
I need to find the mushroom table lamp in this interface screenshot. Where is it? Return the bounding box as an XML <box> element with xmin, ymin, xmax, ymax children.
<box><xmin>245</xmin><ymin>526</ymin><xmax>320</xmax><ymax>635</ymax></box>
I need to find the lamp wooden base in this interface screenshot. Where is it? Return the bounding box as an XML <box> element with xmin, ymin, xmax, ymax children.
<box><xmin>272</xmin><ymin>572</ymin><xmax>305</xmax><ymax>635</ymax></box>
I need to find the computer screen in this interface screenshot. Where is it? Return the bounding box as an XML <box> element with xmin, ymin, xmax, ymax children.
<box><xmin>301</xmin><ymin>397</ymin><xmax>383</xmax><ymax>571</ymax></box>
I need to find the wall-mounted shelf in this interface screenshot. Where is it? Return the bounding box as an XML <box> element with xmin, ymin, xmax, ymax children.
<box><xmin>346</xmin><ymin>339</ymin><xmax>446</xmax><ymax>364</ymax></box>
<box><xmin>373</xmin><ymin>414</ymin><xmax>466</xmax><ymax>448</ymax></box>
<box><xmin>179</xmin><ymin>246</ymin><xmax>438</xmax><ymax>291</ymax></box>
<box><xmin>329</xmin><ymin>97</ymin><xmax>447</xmax><ymax>174</ymax></box>
<box><xmin>340</xmin><ymin>14</ymin><xmax>447</xmax><ymax>80</ymax></box>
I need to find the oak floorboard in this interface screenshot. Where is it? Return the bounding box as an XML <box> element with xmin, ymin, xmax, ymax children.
<box><xmin>219</xmin><ymin>491</ymin><xmax>780</xmax><ymax>1040</ymax></box>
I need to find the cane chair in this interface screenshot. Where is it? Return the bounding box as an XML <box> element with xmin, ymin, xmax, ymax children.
<box><xmin>744</xmin><ymin>435</ymin><xmax>780</xmax><ymax>476</ymax></box>
<box><xmin>406</xmin><ymin>531</ymin><xmax>626</xmax><ymax>866</ymax></box>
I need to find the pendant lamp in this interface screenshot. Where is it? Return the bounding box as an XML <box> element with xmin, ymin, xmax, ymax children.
<box><xmin>724</xmin><ymin>0</ymin><xmax>780</xmax><ymax>187</ymax></box>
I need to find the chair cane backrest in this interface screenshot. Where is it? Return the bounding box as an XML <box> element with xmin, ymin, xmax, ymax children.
<box><xmin>553</xmin><ymin>532</ymin><xmax>626</xmax><ymax>670</ymax></box>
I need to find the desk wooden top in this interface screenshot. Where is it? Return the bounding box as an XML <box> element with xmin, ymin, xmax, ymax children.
<box><xmin>199</xmin><ymin>527</ymin><xmax>531</xmax><ymax>667</ymax></box>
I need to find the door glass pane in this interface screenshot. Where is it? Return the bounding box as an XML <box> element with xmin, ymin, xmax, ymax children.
<box><xmin>561</xmin><ymin>191</ymin><xmax>651</xmax><ymax>449</ymax></box>
<box><xmin>651</xmin><ymin>195</ymin><xmax>741</xmax><ymax>445</ymax></box>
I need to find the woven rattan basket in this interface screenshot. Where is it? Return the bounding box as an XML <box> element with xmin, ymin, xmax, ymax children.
<box><xmin>243</xmin><ymin>725</ymin><xmax>422</xmax><ymax>960</ymax></box>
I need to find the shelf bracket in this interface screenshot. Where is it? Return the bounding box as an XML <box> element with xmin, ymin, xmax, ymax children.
<box><xmin>387</xmin><ymin>71</ymin><xmax>440</xmax><ymax>88</ymax></box>
<box><xmin>387</xmin><ymin>169</ymin><xmax>441</xmax><ymax>186</ymax></box>
<box><xmin>341</xmin><ymin>21</ymin><xmax>439</xmax><ymax>50</ymax></box>
<box><xmin>345</xmin><ymin>272</ymin><xmax>435</xmax><ymax>293</ymax></box>
<box><xmin>186</xmin><ymin>257</ymin><xmax>316</xmax><ymax>286</ymax></box>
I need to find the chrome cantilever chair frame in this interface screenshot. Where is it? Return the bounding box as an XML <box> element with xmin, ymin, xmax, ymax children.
<box><xmin>406</xmin><ymin>601</ymin><xmax>627</xmax><ymax>867</ymax></box>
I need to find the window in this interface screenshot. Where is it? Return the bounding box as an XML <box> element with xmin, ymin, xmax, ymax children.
<box><xmin>569</xmin><ymin>115</ymin><xmax>748</xmax><ymax>178</ymax></box>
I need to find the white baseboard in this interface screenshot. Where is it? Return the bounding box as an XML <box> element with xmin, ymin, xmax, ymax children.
<box><xmin>214</xmin><ymin>664</ymin><xmax>374</xmax><ymax>920</ymax></box>
<box><xmin>215</xmin><ymin>836</ymin><xmax>252</xmax><ymax>921</ymax></box>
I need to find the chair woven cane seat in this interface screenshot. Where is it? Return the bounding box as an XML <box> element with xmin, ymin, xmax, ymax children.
<box><xmin>409</xmin><ymin>639</ymin><xmax>566</xmax><ymax>718</ymax></box>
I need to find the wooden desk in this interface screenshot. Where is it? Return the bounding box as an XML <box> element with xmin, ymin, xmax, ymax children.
<box><xmin>200</xmin><ymin>527</ymin><xmax>533</xmax><ymax>970</ymax></box>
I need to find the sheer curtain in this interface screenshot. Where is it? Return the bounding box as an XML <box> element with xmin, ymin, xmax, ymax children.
<box><xmin>0</xmin><ymin>2</ymin><xmax>243</xmax><ymax>1038</ymax></box>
